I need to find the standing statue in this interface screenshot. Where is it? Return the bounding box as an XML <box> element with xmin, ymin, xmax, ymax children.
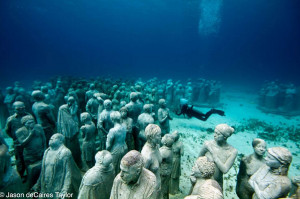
<box><xmin>33</xmin><ymin>134</ymin><xmax>82</xmax><ymax>198</ymax></box>
<box><xmin>188</xmin><ymin>156</ymin><xmax>223</xmax><ymax>199</ymax></box>
<box><xmin>249</xmin><ymin>147</ymin><xmax>292</xmax><ymax>199</ymax></box>
<box><xmin>137</xmin><ymin>104</ymin><xmax>155</xmax><ymax>150</ymax></box>
<box><xmin>106</xmin><ymin>111</ymin><xmax>128</xmax><ymax>175</ymax></box>
<box><xmin>5</xmin><ymin>101</ymin><xmax>32</xmax><ymax>177</ymax></box>
<box><xmin>236</xmin><ymin>138</ymin><xmax>267</xmax><ymax>199</ymax></box>
<box><xmin>32</xmin><ymin>90</ymin><xmax>56</xmax><ymax>147</ymax></box>
<box><xmin>125</xmin><ymin>92</ymin><xmax>143</xmax><ymax>150</ymax></box>
<box><xmin>57</xmin><ymin>96</ymin><xmax>81</xmax><ymax>168</ymax></box>
<box><xmin>16</xmin><ymin>115</ymin><xmax>46</xmax><ymax>190</ymax></box>
<box><xmin>158</xmin><ymin>99</ymin><xmax>172</xmax><ymax>136</ymax></box>
<box><xmin>159</xmin><ymin>134</ymin><xmax>175</xmax><ymax>199</ymax></box>
<box><xmin>86</xmin><ymin>93</ymin><xmax>100</xmax><ymax>125</ymax></box>
<box><xmin>110</xmin><ymin>150</ymin><xmax>157</xmax><ymax>199</ymax></box>
<box><xmin>198</xmin><ymin>124</ymin><xmax>237</xmax><ymax>190</ymax></box>
<box><xmin>141</xmin><ymin>124</ymin><xmax>162</xmax><ymax>198</ymax></box>
<box><xmin>120</xmin><ymin>107</ymin><xmax>134</xmax><ymax>151</ymax></box>
<box><xmin>80</xmin><ymin>112</ymin><xmax>97</xmax><ymax>170</ymax></box>
<box><xmin>169</xmin><ymin>130</ymin><xmax>184</xmax><ymax>195</ymax></box>
<box><xmin>0</xmin><ymin>141</ymin><xmax>24</xmax><ymax>195</ymax></box>
<box><xmin>78</xmin><ymin>150</ymin><xmax>115</xmax><ymax>199</ymax></box>
<box><xmin>97</xmin><ymin>99</ymin><xmax>114</xmax><ymax>150</ymax></box>
<box><xmin>4</xmin><ymin>86</ymin><xmax>16</xmax><ymax>116</ymax></box>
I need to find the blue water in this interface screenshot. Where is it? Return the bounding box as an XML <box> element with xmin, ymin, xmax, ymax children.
<box><xmin>0</xmin><ymin>0</ymin><xmax>299</xmax><ymax>89</ymax></box>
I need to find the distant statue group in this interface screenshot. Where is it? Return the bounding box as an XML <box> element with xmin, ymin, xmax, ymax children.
<box><xmin>0</xmin><ymin>77</ymin><xmax>298</xmax><ymax>199</ymax></box>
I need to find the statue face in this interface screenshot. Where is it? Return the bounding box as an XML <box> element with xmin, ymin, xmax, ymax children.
<box><xmin>25</xmin><ymin>119</ymin><xmax>35</xmax><ymax>130</ymax></box>
<box><xmin>191</xmin><ymin>164</ymin><xmax>201</xmax><ymax>178</ymax></box>
<box><xmin>265</xmin><ymin>153</ymin><xmax>281</xmax><ymax>169</ymax></box>
<box><xmin>254</xmin><ymin>142</ymin><xmax>266</xmax><ymax>156</ymax></box>
<box><xmin>120</xmin><ymin>110</ymin><xmax>127</xmax><ymax>118</ymax></box>
<box><xmin>120</xmin><ymin>163</ymin><xmax>140</xmax><ymax>184</ymax></box>
<box><xmin>49</xmin><ymin>135</ymin><xmax>62</xmax><ymax>148</ymax></box>
<box><xmin>152</xmin><ymin>132</ymin><xmax>162</xmax><ymax>145</ymax></box>
<box><xmin>15</xmin><ymin>104</ymin><xmax>25</xmax><ymax>115</ymax></box>
<box><xmin>214</xmin><ymin>129</ymin><xmax>225</xmax><ymax>143</ymax></box>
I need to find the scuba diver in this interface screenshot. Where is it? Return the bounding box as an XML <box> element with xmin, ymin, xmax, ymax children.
<box><xmin>176</xmin><ymin>98</ymin><xmax>225</xmax><ymax>121</ymax></box>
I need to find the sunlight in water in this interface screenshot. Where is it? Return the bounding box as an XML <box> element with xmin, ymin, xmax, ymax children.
<box><xmin>199</xmin><ymin>0</ymin><xmax>223</xmax><ymax>36</ymax></box>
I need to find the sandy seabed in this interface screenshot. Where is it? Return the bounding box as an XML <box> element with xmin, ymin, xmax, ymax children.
<box><xmin>169</xmin><ymin>90</ymin><xmax>300</xmax><ymax>199</ymax></box>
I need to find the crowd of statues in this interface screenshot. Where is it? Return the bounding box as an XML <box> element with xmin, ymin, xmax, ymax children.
<box><xmin>0</xmin><ymin>76</ymin><xmax>298</xmax><ymax>199</ymax></box>
<box><xmin>258</xmin><ymin>81</ymin><xmax>300</xmax><ymax>114</ymax></box>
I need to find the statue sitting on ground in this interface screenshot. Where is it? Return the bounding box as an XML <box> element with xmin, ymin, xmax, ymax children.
<box><xmin>78</xmin><ymin>150</ymin><xmax>115</xmax><ymax>199</ymax></box>
<box><xmin>110</xmin><ymin>150</ymin><xmax>157</xmax><ymax>199</ymax></box>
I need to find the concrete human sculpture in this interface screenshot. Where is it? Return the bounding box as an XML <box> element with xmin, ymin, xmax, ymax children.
<box><xmin>159</xmin><ymin>134</ymin><xmax>175</xmax><ymax>199</ymax></box>
<box><xmin>249</xmin><ymin>147</ymin><xmax>292</xmax><ymax>199</ymax></box>
<box><xmin>137</xmin><ymin>104</ymin><xmax>155</xmax><ymax>150</ymax></box>
<box><xmin>106</xmin><ymin>111</ymin><xmax>128</xmax><ymax>175</ymax></box>
<box><xmin>80</xmin><ymin>112</ymin><xmax>97</xmax><ymax>170</ymax></box>
<box><xmin>198</xmin><ymin>124</ymin><xmax>237</xmax><ymax>190</ymax></box>
<box><xmin>86</xmin><ymin>93</ymin><xmax>100</xmax><ymax>124</ymax></box>
<box><xmin>158</xmin><ymin>99</ymin><xmax>172</xmax><ymax>136</ymax></box>
<box><xmin>33</xmin><ymin>133</ymin><xmax>82</xmax><ymax>198</ymax></box>
<box><xmin>170</xmin><ymin>130</ymin><xmax>184</xmax><ymax>195</ymax></box>
<box><xmin>57</xmin><ymin>96</ymin><xmax>81</xmax><ymax>167</ymax></box>
<box><xmin>98</xmin><ymin>99</ymin><xmax>114</xmax><ymax>150</ymax></box>
<box><xmin>78</xmin><ymin>150</ymin><xmax>115</xmax><ymax>199</ymax></box>
<box><xmin>120</xmin><ymin>106</ymin><xmax>134</xmax><ymax>151</ymax></box>
<box><xmin>5</xmin><ymin>101</ymin><xmax>32</xmax><ymax>177</ymax></box>
<box><xmin>0</xmin><ymin>140</ymin><xmax>23</xmax><ymax>195</ymax></box>
<box><xmin>236</xmin><ymin>138</ymin><xmax>267</xmax><ymax>199</ymax></box>
<box><xmin>141</xmin><ymin>124</ymin><xmax>162</xmax><ymax>197</ymax></box>
<box><xmin>110</xmin><ymin>150</ymin><xmax>157</xmax><ymax>199</ymax></box>
<box><xmin>189</xmin><ymin>156</ymin><xmax>223</xmax><ymax>199</ymax></box>
<box><xmin>16</xmin><ymin>115</ymin><xmax>46</xmax><ymax>190</ymax></box>
<box><xmin>32</xmin><ymin>90</ymin><xmax>56</xmax><ymax>146</ymax></box>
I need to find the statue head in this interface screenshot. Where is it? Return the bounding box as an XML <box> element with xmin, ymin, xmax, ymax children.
<box><xmin>266</xmin><ymin>147</ymin><xmax>292</xmax><ymax>175</ymax></box>
<box><xmin>145</xmin><ymin>124</ymin><xmax>161</xmax><ymax>146</ymax></box>
<box><xmin>252</xmin><ymin>138</ymin><xmax>266</xmax><ymax>157</ymax></box>
<box><xmin>104</xmin><ymin>99</ymin><xmax>112</xmax><ymax>110</ymax></box>
<box><xmin>110</xmin><ymin>111</ymin><xmax>121</xmax><ymax>124</ymax></box>
<box><xmin>89</xmin><ymin>83</ymin><xmax>95</xmax><ymax>90</ymax></box>
<box><xmin>161</xmin><ymin>134</ymin><xmax>174</xmax><ymax>148</ymax></box>
<box><xmin>192</xmin><ymin>156</ymin><xmax>215</xmax><ymax>179</ymax></box>
<box><xmin>171</xmin><ymin>130</ymin><xmax>180</xmax><ymax>141</ymax></box>
<box><xmin>21</xmin><ymin>115</ymin><xmax>35</xmax><ymax>130</ymax></box>
<box><xmin>95</xmin><ymin>150</ymin><xmax>112</xmax><ymax>167</ymax></box>
<box><xmin>32</xmin><ymin>90</ymin><xmax>45</xmax><ymax>102</ymax></box>
<box><xmin>80</xmin><ymin>112</ymin><xmax>92</xmax><ymax>124</ymax></box>
<box><xmin>214</xmin><ymin>124</ymin><xmax>234</xmax><ymax>142</ymax></box>
<box><xmin>143</xmin><ymin>104</ymin><xmax>152</xmax><ymax>114</ymax></box>
<box><xmin>67</xmin><ymin>96</ymin><xmax>75</xmax><ymax>106</ymax></box>
<box><xmin>159</xmin><ymin>99</ymin><xmax>166</xmax><ymax>108</ymax></box>
<box><xmin>120</xmin><ymin>150</ymin><xmax>144</xmax><ymax>184</ymax></box>
<box><xmin>120</xmin><ymin>106</ymin><xmax>128</xmax><ymax>118</ymax></box>
<box><xmin>49</xmin><ymin>133</ymin><xmax>65</xmax><ymax>149</ymax></box>
<box><xmin>130</xmin><ymin>92</ymin><xmax>138</xmax><ymax>102</ymax></box>
<box><xmin>13</xmin><ymin>101</ymin><xmax>26</xmax><ymax>115</ymax></box>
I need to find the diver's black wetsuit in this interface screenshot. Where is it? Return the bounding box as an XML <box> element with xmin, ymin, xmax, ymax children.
<box><xmin>176</xmin><ymin>104</ymin><xmax>225</xmax><ymax>121</ymax></box>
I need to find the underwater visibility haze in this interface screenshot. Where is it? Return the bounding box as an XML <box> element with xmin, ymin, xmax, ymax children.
<box><xmin>0</xmin><ymin>0</ymin><xmax>300</xmax><ymax>88</ymax></box>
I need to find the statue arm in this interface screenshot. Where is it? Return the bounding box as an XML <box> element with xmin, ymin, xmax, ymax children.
<box><xmin>61</xmin><ymin>152</ymin><xmax>72</xmax><ymax>194</ymax></box>
<box><xmin>198</xmin><ymin>142</ymin><xmax>209</xmax><ymax>157</ymax></box>
<box><xmin>5</xmin><ymin>118</ymin><xmax>13</xmax><ymax>139</ymax></box>
<box><xmin>213</xmin><ymin>149</ymin><xmax>237</xmax><ymax>174</ymax></box>
<box><xmin>106</xmin><ymin>130</ymin><xmax>114</xmax><ymax>151</ymax></box>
